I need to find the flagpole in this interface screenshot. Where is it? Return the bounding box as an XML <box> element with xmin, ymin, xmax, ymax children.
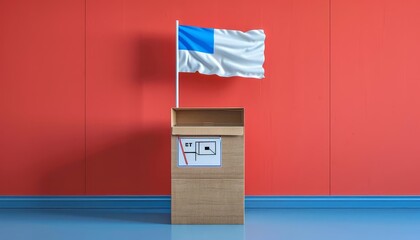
<box><xmin>175</xmin><ymin>20</ymin><xmax>179</xmax><ymax>108</ymax></box>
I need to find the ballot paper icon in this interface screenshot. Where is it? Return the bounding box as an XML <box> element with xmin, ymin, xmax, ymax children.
<box><xmin>197</xmin><ymin>141</ymin><xmax>216</xmax><ymax>155</ymax></box>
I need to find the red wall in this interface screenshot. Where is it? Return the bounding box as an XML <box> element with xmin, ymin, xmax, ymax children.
<box><xmin>331</xmin><ymin>0</ymin><xmax>420</xmax><ymax>194</ymax></box>
<box><xmin>0</xmin><ymin>0</ymin><xmax>419</xmax><ymax>195</ymax></box>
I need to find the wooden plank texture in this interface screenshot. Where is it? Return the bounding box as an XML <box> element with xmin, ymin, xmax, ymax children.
<box><xmin>171</xmin><ymin>179</ymin><xmax>244</xmax><ymax>224</ymax></box>
<box><xmin>172</xmin><ymin>126</ymin><xmax>244</xmax><ymax>136</ymax></box>
<box><xmin>172</xmin><ymin>108</ymin><xmax>244</xmax><ymax>127</ymax></box>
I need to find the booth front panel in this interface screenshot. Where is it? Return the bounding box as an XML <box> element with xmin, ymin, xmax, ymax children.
<box><xmin>171</xmin><ymin>108</ymin><xmax>245</xmax><ymax>224</ymax></box>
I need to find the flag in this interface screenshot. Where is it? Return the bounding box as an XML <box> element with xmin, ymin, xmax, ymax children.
<box><xmin>178</xmin><ymin>24</ymin><xmax>266</xmax><ymax>79</ymax></box>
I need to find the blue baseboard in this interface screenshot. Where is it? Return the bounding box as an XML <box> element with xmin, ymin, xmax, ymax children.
<box><xmin>246</xmin><ymin>196</ymin><xmax>420</xmax><ymax>209</ymax></box>
<box><xmin>0</xmin><ymin>196</ymin><xmax>170</xmax><ymax>209</ymax></box>
<box><xmin>1</xmin><ymin>196</ymin><xmax>420</xmax><ymax>209</ymax></box>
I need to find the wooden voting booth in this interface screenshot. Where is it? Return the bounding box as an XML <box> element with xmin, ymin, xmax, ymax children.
<box><xmin>171</xmin><ymin>108</ymin><xmax>244</xmax><ymax>224</ymax></box>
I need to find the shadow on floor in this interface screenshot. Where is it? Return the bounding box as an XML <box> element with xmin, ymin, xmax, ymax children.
<box><xmin>7</xmin><ymin>209</ymin><xmax>171</xmax><ymax>224</ymax></box>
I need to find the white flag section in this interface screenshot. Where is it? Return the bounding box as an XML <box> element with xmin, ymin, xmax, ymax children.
<box><xmin>178</xmin><ymin>25</ymin><xmax>265</xmax><ymax>79</ymax></box>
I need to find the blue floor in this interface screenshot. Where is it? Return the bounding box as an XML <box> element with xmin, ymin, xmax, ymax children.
<box><xmin>1</xmin><ymin>209</ymin><xmax>419</xmax><ymax>240</ymax></box>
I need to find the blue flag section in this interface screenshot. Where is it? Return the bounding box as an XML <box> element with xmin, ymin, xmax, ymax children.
<box><xmin>178</xmin><ymin>25</ymin><xmax>214</xmax><ymax>54</ymax></box>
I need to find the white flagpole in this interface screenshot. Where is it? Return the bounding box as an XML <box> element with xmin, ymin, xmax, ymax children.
<box><xmin>175</xmin><ymin>20</ymin><xmax>179</xmax><ymax>108</ymax></box>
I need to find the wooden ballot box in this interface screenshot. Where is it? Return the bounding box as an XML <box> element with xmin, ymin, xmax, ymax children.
<box><xmin>171</xmin><ymin>108</ymin><xmax>244</xmax><ymax>224</ymax></box>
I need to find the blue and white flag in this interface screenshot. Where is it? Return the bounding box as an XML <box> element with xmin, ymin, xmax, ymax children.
<box><xmin>178</xmin><ymin>25</ymin><xmax>266</xmax><ymax>79</ymax></box>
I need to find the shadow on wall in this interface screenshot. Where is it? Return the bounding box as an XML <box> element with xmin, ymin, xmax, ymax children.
<box><xmin>42</xmin><ymin>126</ymin><xmax>171</xmax><ymax>195</ymax></box>
<box><xmin>40</xmin><ymin>35</ymin><xmax>175</xmax><ymax>195</ymax></box>
<box><xmin>134</xmin><ymin>34</ymin><xmax>174</xmax><ymax>83</ymax></box>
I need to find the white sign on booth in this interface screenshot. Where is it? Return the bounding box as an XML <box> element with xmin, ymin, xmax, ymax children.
<box><xmin>177</xmin><ymin>137</ymin><xmax>222</xmax><ymax>167</ymax></box>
